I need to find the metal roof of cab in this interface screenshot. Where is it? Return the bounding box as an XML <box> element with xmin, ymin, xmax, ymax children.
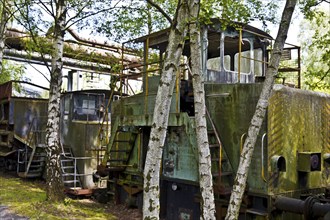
<box><xmin>130</xmin><ymin>19</ymin><xmax>272</xmax><ymax>47</ymax></box>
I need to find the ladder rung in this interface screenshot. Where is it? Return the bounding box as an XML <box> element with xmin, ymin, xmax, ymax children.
<box><xmin>62</xmin><ymin>166</ymin><xmax>74</xmax><ymax>169</ymax></box>
<box><xmin>114</xmin><ymin>140</ymin><xmax>131</xmax><ymax>143</ymax></box>
<box><xmin>30</xmin><ymin>164</ymin><xmax>43</xmax><ymax>168</ymax></box>
<box><xmin>37</xmin><ymin>144</ymin><xmax>47</xmax><ymax>148</ymax></box>
<box><xmin>110</xmin><ymin>149</ymin><xmax>131</xmax><ymax>153</ymax></box>
<box><xmin>108</xmin><ymin>159</ymin><xmax>127</xmax><ymax>162</ymax></box>
<box><xmin>209</xmin><ymin>144</ymin><xmax>220</xmax><ymax>148</ymax></box>
<box><xmin>62</xmin><ymin>173</ymin><xmax>74</xmax><ymax>176</ymax></box>
<box><xmin>0</xmin><ymin>120</ymin><xmax>8</xmax><ymax>125</ymax></box>
<box><xmin>63</xmin><ymin>180</ymin><xmax>80</xmax><ymax>184</ymax></box>
<box><xmin>61</xmin><ymin>159</ymin><xmax>74</xmax><ymax>162</ymax></box>
<box><xmin>215</xmin><ymin>171</ymin><xmax>232</xmax><ymax>177</ymax></box>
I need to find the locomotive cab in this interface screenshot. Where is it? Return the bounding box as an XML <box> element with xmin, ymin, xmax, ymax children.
<box><xmin>60</xmin><ymin>90</ymin><xmax>112</xmax><ymax>192</ymax></box>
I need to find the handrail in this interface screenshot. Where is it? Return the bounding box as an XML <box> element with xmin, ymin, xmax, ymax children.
<box><xmin>24</xmin><ymin>117</ymin><xmax>37</xmax><ymax>176</ymax></box>
<box><xmin>60</xmin><ymin>143</ymin><xmax>97</xmax><ymax>188</ymax></box>
<box><xmin>240</xmin><ymin>133</ymin><xmax>246</xmax><ymax>153</ymax></box>
<box><xmin>205</xmin><ymin>107</ymin><xmax>223</xmax><ymax>182</ymax></box>
<box><xmin>24</xmin><ymin>116</ymin><xmax>47</xmax><ymax>176</ymax></box>
<box><xmin>261</xmin><ymin>133</ymin><xmax>267</xmax><ymax>182</ymax></box>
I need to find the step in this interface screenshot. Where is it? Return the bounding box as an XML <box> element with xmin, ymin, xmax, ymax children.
<box><xmin>245</xmin><ymin>208</ymin><xmax>268</xmax><ymax>216</ymax></box>
<box><xmin>113</xmin><ymin>140</ymin><xmax>132</xmax><ymax>143</ymax></box>
<box><xmin>17</xmin><ymin>172</ymin><xmax>42</xmax><ymax>178</ymax></box>
<box><xmin>35</xmin><ymin>151</ymin><xmax>46</xmax><ymax>155</ymax></box>
<box><xmin>63</xmin><ymin>180</ymin><xmax>80</xmax><ymax>184</ymax></box>
<box><xmin>0</xmin><ymin>130</ymin><xmax>11</xmax><ymax>135</ymax></box>
<box><xmin>209</xmin><ymin>144</ymin><xmax>220</xmax><ymax>148</ymax></box>
<box><xmin>37</xmin><ymin>144</ymin><xmax>47</xmax><ymax>148</ymax></box>
<box><xmin>62</xmin><ymin>173</ymin><xmax>75</xmax><ymax>177</ymax></box>
<box><xmin>62</xmin><ymin>165</ymin><xmax>75</xmax><ymax>169</ymax></box>
<box><xmin>0</xmin><ymin>120</ymin><xmax>8</xmax><ymax>125</ymax></box>
<box><xmin>108</xmin><ymin>159</ymin><xmax>127</xmax><ymax>162</ymax></box>
<box><xmin>31</xmin><ymin>159</ymin><xmax>45</xmax><ymax>163</ymax></box>
<box><xmin>61</xmin><ymin>159</ymin><xmax>74</xmax><ymax>163</ymax></box>
<box><xmin>29</xmin><ymin>164</ymin><xmax>44</xmax><ymax>168</ymax></box>
<box><xmin>107</xmin><ymin>167</ymin><xmax>125</xmax><ymax>172</ymax></box>
<box><xmin>212</xmin><ymin>171</ymin><xmax>233</xmax><ymax>177</ymax></box>
<box><xmin>110</xmin><ymin>149</ymin><xmax>131</xmax><ymax>153</ymax></box>
<box><xmin>27</xmin><ymin>169</ymin><xmax>43</xmax><ymax>174</ymax></box>
<box><xmin>0</xmin><ymin>141</ymin><xmax>10</xmax><ymax>147</ymax></box>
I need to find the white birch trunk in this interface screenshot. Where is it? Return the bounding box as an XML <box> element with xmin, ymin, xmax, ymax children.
<box><xmin>225</xmin><ymin>0</ymin><xmax>297</xmax><ymax>219</ymax></box>
<box><xmin>0</xmin><ymin>0</ymin><xmax>8</xmax><ymax>74</ymax></box>
<box><xmin>188</xmin><ymin>0</ymin><xmax>216</xmax><ymax>219</ymax></box>
<box><xmin>143</xmin><ymin>0</ymin><xmax>189</xmax><ymax>219</ymax></box>
<box><xmin>45</xmin><ymin>0</ymin><xmax>66</xmax><ymax>201</ymax></box>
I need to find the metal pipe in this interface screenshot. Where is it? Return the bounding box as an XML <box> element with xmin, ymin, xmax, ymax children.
<box><xmin>261</xmin><ymin>133</ymin><xmax>267</xmax><ymax>182</ymax></box>
<box><xmin>144</xmin><ymin>37</ymin><xmax>149</xmax><ymax>115</ymax></box>
<box><xmin>240</xmin><ymin>133</ymin><xmax>246</xmax><ymax>153</ymax></box>
<box><xmin>238</xmin><ymin>28</ymin><xmax>242</xmax><ymax>83</ymax></box>
<box><xmin>275</xmin><ymin>196</ymin><xmax>330</xmax><ymax>218</ymax></box>
<box><xmin>175</xmin><ymin>69</ymin><xmax>179</xmax><ymax>113</ymax></box>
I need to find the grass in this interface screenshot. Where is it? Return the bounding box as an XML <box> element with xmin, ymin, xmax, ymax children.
<box><xmin>0</xmin><ymin>171</ymin><xmax>117</xmax><ymax>220</ymax></box>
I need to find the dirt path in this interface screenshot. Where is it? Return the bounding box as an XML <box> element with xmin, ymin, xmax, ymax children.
<box><xmin>0</xmin><ymin>205</ymin><xmax>29</xmax><ymax>220</ymax></box>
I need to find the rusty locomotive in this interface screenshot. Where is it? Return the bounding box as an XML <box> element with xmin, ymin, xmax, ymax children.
<box><xmin>0</xmin><ymin>80</ymin><xmax>112</xmax><ymax>195</ymax></box>
<box><xmin>97</xmin><ymin>20</ymin><xmax>330</xmax><ymax>219</ymax></box>
<box><xmin>0</xmin><ymin>19</ymin><xmax>329</xmax><ymax>219</ymax></box>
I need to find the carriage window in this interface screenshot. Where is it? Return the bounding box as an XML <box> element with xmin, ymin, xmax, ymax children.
<box><xmin>73</xmin><ymin>94</ymin><xmax>101</xmax><ymax>121</ymax></box>
<box><xmin>254</xmin><ymin>48</ymin><xmax>263</xmax><ymax>76</ymax></box>
<box><xmin>64</xmin><ymin>96</ymin><xmax>70</xmax><ymax>115</ymax></box>
<box><xmin>234</xmin><ymin>40</ymin><xmax>251</xmax><ymax>74</ymax></box>
<box><xmin>207</xmin><ymin>57</ymin><xmax>220</xmax><ymax>71</ymax></box>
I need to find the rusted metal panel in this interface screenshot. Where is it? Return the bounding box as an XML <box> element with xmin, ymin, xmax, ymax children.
<box><xmin>0</xmin><ymin>81</ymin><xmax>12</xmax><ymax>100</ymax></box>
<box><xmin>267</xmin><ymin>85</ymin><xmax>330</xmax><ymax>194</ymax></box>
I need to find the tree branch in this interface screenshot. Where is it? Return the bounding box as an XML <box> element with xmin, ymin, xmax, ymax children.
<box><xmin>64</xmin><ymin>1</ymin><xmax>121</xmax><ymax>31</ymax></box>
<box><xmin>13</xmin><ymin>1</ymin><xmax>52</xmax><ymax>74</ymax></box>
<box><xmin>37</xmin><ymin>0</ymin><xmax>56</xmax><ymax>19</ymax></box>
<box><xmin>146</xmin><ymin>0</ymin><xmax>173</xmax><ymax>25</ymax></box>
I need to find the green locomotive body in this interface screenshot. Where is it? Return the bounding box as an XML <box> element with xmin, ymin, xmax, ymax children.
<box><xmin>102</xmin><ymin>21</ymin><xmax>330</xmax><ymax>219</ymax></box>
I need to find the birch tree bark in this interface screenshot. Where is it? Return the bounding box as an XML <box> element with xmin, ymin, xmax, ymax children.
<box><xmin>143</xmin><ymin>0</ymin><xmax>189</xmax><ymax>219</ymax></box>
<box><xmin>225</xmin><ymin>0</ymin><xmax>297</xmax><ymax>219</ymax></box>
<box><xmin>0</xmin><ymin>0</ymin><xmax>9</xmax><ymax>74</ymax></box>
<box><xmin>188</xmin><ymin>0</ymin><xmax>216</xmax><ymax>219</ymax></box>
<box><xmin>45</xmin><ymin>0</ymin><xmax>67</xmax><ymax>202</ymax></box>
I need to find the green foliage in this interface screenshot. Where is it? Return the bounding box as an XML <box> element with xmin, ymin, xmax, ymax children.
<box><xmin>299</xmin><ymin>0</ymin><xmax>328</xmax><ymax>20</ymax></box>
<box><xmin>200</xmin><ymin>0</ymin><xmax>279</xmax><ymax>30</ymax></box>
<box><xmin>95</xmin><ymin>0</ymin><xmax>177</xmax><ymax>42</ymax></box>
<box><xmin>299</xmin><ymin>6</ymin><xmax>329</xmax><ymax>92</ymax></box>
<box><xmin>0</xmin><ymin>60</ymin><xmax>26</xmax><ymax>84</ymax></box>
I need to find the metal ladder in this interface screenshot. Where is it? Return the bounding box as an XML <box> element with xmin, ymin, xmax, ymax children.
<box><xmin>17</xmin><ymin>117</ymin><xmax>47</xmax><ymax>178</ymax></box>
<box><xmin>60</xmin><ymin>146</ymin><xmax>82</xmax><ymax>189</ymax></box>
<box><xmin>105</xmin><ymin>126</ymin><xmax>138</xmax><ymax>198</ymax></box>
<box><xmin>206</xmin><ymin>108</ymin><xmax>234</xmax><ymax>196</ymax></box>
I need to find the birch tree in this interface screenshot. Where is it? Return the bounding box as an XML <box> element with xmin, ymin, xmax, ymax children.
<box><xmin>0</xmin><ymin>0</ymin><xmax>8</xmax><ymax>74</ymax></box>
<box><xmin>0</xmin><ymin>0</ymin><xmax>17</xmax><ymax>74</ymax></box>
<box><xmin>143</xmin><ymin>0</ymin><xmax>189</xmax><ymax>218</ymax></box>
<box><xmin>14</xmin><ymin>0</ymin><xmax>122</xmax><ymax>201</ymax></box>
<box><xmin>188</xmin><ymin>0</ymin><xmax>215</xmax><ymax>219</ymax></box>
<box><xmin>225</xmin><ymin>0</ymin><xmax>298</xmax><ymax>218</ymax></box>
<box><xmin>44</xmin><ymin>0</ymin><xmax>67</xmax><ymax>201</ymax></box>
